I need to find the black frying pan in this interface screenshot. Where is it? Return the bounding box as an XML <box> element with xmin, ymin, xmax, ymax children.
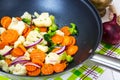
<box><xmin>0</xmin><ymin>0</ymin><xmax>103</xmax><ymax>79</ymax></box>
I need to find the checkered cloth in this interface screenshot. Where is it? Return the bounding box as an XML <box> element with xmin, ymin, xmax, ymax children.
<box><xmin>96</xmin><ymin>42</ymin><xmax>120</xmax><ymax>59</ymax></box>
<box><xmin>1</xmin><ymin>41</ymin><xmax>120</xmax><ymax>80</ymax></box>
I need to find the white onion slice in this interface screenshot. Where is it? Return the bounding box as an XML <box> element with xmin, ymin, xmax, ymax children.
<box><xmin>25</xmin><ymin>38</ymin><xmax>43</xmax><ymax>48</ymax></box>
<box><xmin>2</xmin><ymin>48</ymin><xmax>13</xmax><ymax>56</ymax></box>
<box><xmin>24</xmin><ymin>62</ymin><xmax>41</xmax><ymax>68</ymax></box>
<box><xmin>9</xmin><ymin>60</ymin><xmax>30</xmax><ymax>66</ymax></box>
<box><xmin>55</xmin><ymin>46</ymin><xmax>66</xmax><ymax>55</ymax></box>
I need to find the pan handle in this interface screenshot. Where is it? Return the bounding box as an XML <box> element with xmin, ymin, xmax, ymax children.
<box><xmin>90</xmin><ymin>54</ymin><xmax>120</xmax><ymax>71</ymax></box>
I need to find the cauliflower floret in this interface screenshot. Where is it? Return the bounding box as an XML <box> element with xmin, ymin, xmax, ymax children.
<box><xmin>14</xmin><ymin>36</ymin><xmax>25</xmax><ymax>48</ymax></box>
<box><xmin>5</xmin><ymin>55</ymin><xmax>16</xmax><ymax>60</ymax></box>
<box><xmin>0</xmin><ymin>46</ymin><xmax>12</xmax><ymax>55</ymax></box>
<box><xmin>24</xmin><ymin>30</ymin><xmax>43</xmax><ymax>46</ymax></box>
<box><xmin>5</xmin><ymin>55</ymin><xmax>12</xmax><ymax>59</ymax></box>
<box><xmin>40</xmin><ymin>32</ymin><xmax>47</xmax><ymax>36</ymax></box>
<box><xmin>24</xmin><ymin>51</ymin><xmax>30</xmax><ymax>60</ymax></box>
<box><xmin>27</xmin><ymin>47</ymin><xmax>35</xmax><ymax>53</ymax></box>
<box><xmin>21</xmin><ymin>12</ymin><xmax>32</xmax><ymax>20</ymax></box>
<box><xmin>34</xmin><ymin>12</ymin><xmax>40</xmax><ymax>18</ymax></box>
<box><xmin>56</xmin><ymin>30</ymin><xmax>64</xmax><ymax>36</ymax></box>
<box><xmin>37</xmin><ymin>45</ymin><xmax>48</xmax><ymax>52</ymax></box>
<box><xmin>9</xmin><ymin>64</ymin><xmax>27</xmax><ymax>75</ymax></box>
<box><xmin>33</xmin><ymin>12</ymin><xmax>52</xmax><ymax>27</ymax></box>
<box><xmin>8</xmin><ymin>17</ymin><xmax>25</xmax><ymax>35</ymax></box>
<box><xmin>26</xmin><ymin>30</ymin><xmax>42</xmax><ymax>41</ymax></box>
<box><xmin>0</xmin><ymin>60</ymin><xmax>9</xmax><ymax>72</ymax></box>
<box><xmin>0</xmin><ymin>27</ymin><xmax>6</xmax><ymax>34</ymax></box>
<box><xmin>40</xmin><ymin>39</ymin><xmax>48</xmax><ymax>45</ymax></box>
<box><xmin>45</xmin><ymin>52</ymin><xmax>60</xmax><ymax>65</ymax></box>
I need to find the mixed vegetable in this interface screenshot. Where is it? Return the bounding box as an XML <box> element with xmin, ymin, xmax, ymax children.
<box><xmin>0</xmin><ymin>12</ymin><xmax>78</xmax><ymax>76</ymax></box>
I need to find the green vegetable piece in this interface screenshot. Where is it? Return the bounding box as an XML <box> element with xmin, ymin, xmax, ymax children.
<box><xmin>59</xmin><ymin>52</ymin><xmax>67</xmax><ymax>61</ymax></box>
<box><xmin>22</xmin><ymin>18</ymin><xmax>31</xmax><ymax>25</ymax></box>
<box><xmin>50</xmin><ymin>15</ymin><xmax>55</xmax><ymax>23</ymax></box>
<box><xmin>48</xmin><ymin>43</ymin><xmax>56</xmax><ymax>52</ymax></box>
<box><xmin>66</xmin><ymin>55</ymin><xmax>73</xmax><ymax>62</ymax></box>
<box><xmin>34</xmin><ymin>27</ymin><xmax>39</xmax><ymax>32</ymax></box>
<box><xmin>49</xmin><ymin>24</ymin><xmax>58</xmax><ymax>31</ymax></box>
<box><xmin>48</xmin><ymin>30</ymin><xmax>56</xmax><ymax>37</ymax></box>
<box><xmin>44</xmin><ymin>34</ymin><xmax>51</xmax><ymax>42</ymax></box>
<box><xmin>69</xmin><ymin>23</ymin><xmax>78</xmax><ymax>35</ymax></box>
<box><xmin>49</xmin><ymin>15</ymin><xmax>58</xmax><ymax>32</ymax></box>
<box><xmin>0</xmin><ymin>55</ymin><xmax>4</xmax><ymax>60</ymax></box>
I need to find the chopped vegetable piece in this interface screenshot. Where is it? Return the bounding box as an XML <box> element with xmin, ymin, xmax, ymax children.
<box><xmin>0</xmin><ymin>16</ymin><xmax>12</xmax><ymax>29</ymax></box>
<box><xmin>22</xmin><ymin>18</ymin><xmax>31</xmax><ymax>25</ymax></box>
<box><xmin>66</xmin><ymin>55</ymin><xmax>73</xmax><ymax>62</ymax></box>
<box><xmin>69</xmin><ymin>23</ymin><xmax>78</xmax><ymax>35</ymax></box>
<box><xmin>53</xmin><ymin>62</ymin><xmax>67</xmax><ymax>73</ymax></box>
<box><xmin>66</xmin><ymin>45</ymin><xmax>78</xmax><ymax>56</ymax></box>
<box><xmin>41</xmin><ymin>64</ymin><xmax>54</xmax><ymax>75</ymax></box>
<box><xmin>27</xmin><ymin>68</ymin><xmax>41</xmax><ymax>76</ymax></box>
<box><xmin>51</xmin><ymin>34</ymin><xmax>63</xmax><ymax>44</ymax></box>
<box><xmin>60</xmin><ymin>26</ymin><xmax>71</xmax><ymax>36</ymax></box>
<box><xmin>1</xmin><ymin>29</ymin><xmax>19</xmax><ymax>44</ymax></box>
<box><xmin>11</xmin><ymin>47</ymin><xmax>25</xmax><ymax>57</ymax></box>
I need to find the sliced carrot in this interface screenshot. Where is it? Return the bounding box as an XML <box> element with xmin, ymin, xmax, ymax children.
<box><xmin>11</xmin><ymin>47</ymin><xmax>25</xmax><ymax>57</ymax></box>
<box><xmin>39</xmin><ymin>27</ymin><xmax>48</xmax><ymax>32</ymax></box>
<box><xmin>18</xmin><ymin>44</ymin><xmax>26</xmax><ymax>52</ymax></box>
<box><xmin>32</xmin><ymin>58</ymin><xmax>44</xmax><ymax>66</ymax></box>
<box><xmin>26</xmin><ymin>65</ymin><xmax>37</xmax><ymax>72</ymax></box>
<box><xmin>16</xmin><ymin>17</ymin><xmax>22</xmax><ymax>21</ymax></box>
<box><xmin>61</xmin><ymin>36</ymin><xmax>72</xmax><ymax>46</ymax></box>
<box><xmin>5</xmin><ymin>58</ymin><xmax>12</xmax><ymax>65</ymax></box>
<box><xmin>0</xmin><ymin>41</ymin><xmax>8</xmax><ymax>49</ymax></box>
<box><xmin>22</xmin><ymin>26</ymin><xmax>31</xmax><ymax>37</ymax></box>
<box><xmin>0</xmin><ymin>16</ymin><xmax>12</xmax><ymax>29</ymax></box>
<box><xmin>41</xmin><ymin>64</ymin><xmax>54</xmax><ymax>75</ymax></box>
<box><xmin>27</xmin><ymin>68</ymin><xmax>41</xmax><ymax>76</ymax></box>
<box><xmin>69</xmin><ymin>36</ymin><xmax>76</xmax><ymax>46</ymax></box>
<box><xmin>1</xmin><ymin>29</ymin><xmax>19</xmax><ymax>44</ymax></box>
<box><xmin>66</xmin><ymin>45</ymin><xmax>78</xmax><ymax>56</ymax></box>
<box><xmin>30</xmin><ymin>49</ymin><xmax>46</xmax><ymax>62</ymax></box>
<box><xmin>53</xmin><ymin>62</ymin><xmax>67</xmax><ymax>73</ymax></box>
<box><xmin>30</xmin><ymin>25</ymin><xmax>36</xmax><ymax>30</ymax></box>
<box><xmin>60</xmin><ymin>26</ymin><xmax>71</xmax><ymax>36</ymax></box>
<box><xmin>52</xmin><ymin>34</ymin><xmax>63</xmax><ymax>44</ymax></box>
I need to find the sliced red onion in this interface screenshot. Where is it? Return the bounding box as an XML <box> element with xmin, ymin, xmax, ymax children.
<box><xmin>55</xmin><ymin>46</ymin><xmax>66</xmax><ymax>55</ymax></box>
<box><xmin>24</xmin><ymin>62</ymin><xmax>41</xmax><ymax>68</ymax></box>
<box><xmin>13</xmin><ymin>56</ymin><xmax>26</xmax><ymax>62</ymax></box>
<box><xmin>2</xmin><ymin>48</ymin><xmax>13</xmax><ymax>56</ymax></box>
<box><xmin>9</xmin><ymin>60</ymin><xmax>30</xmax><ymax>66</ymax></box>
<box><xmin>25</xmin><ymin>38</ymin><xmax>43</xmax><ymax>48</ymax></box>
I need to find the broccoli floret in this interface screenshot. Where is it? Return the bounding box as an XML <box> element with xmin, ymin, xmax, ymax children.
<box><xmin>59</xmin><ymin>52</ymin><xmax>73</xmax><ymax>62</ymax></box>
<box><xmin>44</xmin><ymin>34</ymin><xmax>51</xmax><ymax>43</ymax></box>
<box><xmin>49</xmin><ymin>24</ymin><xmax>58</xmax><ymax>32</ymax></box>
<box><xmin>49</xmin><ymin>15</ymin><xmax>58</xmax><ymax>32</ymax></box>
<box><xmin>69</xmin><ymin>23</ymin><xmax>78</xmax><ymax>35</ymax></box>
<box><xmin>22</xmin><ymin>18</ymin><xmax>31</xmax><ymax>25</ymax></box>
<box><xmin>0</xmin><ymin>55</ymin><xmax>4</xmax><ymax>60</ymax></box>
<box><xmin>66</xmin><ymin>55</ymin><xmax>73</xmax><ymax>62</ymax></box>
